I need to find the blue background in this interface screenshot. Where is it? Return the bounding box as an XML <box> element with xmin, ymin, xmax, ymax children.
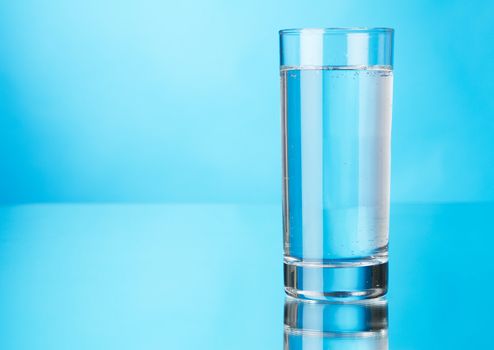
<box><xmin>1</xmin><ymin>2</ymin><xmax>494</xmax><ymax>348</ymax></box>
<box><xmin>1</xmin><ymin>0</ymin><xmax>493</xmax><ymax>204</ymax></box>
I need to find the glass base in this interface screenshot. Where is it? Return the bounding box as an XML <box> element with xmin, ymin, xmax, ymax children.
<box><xmin>284</xmin><ymin>256</ymin><xmax>388</xmax><ymax>301</ymax></box>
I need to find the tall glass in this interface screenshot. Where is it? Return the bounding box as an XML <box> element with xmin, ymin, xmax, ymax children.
<box><xmin>280</xmin><ymin>28</ymin><xmax>394</xmax><ymax>300</ymax></box>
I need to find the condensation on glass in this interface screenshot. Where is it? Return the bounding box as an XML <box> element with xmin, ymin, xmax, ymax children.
<box><xmin>280</xmin><ymin>28</ymin><xmax>394</xmax><ymax>300</ymax></box>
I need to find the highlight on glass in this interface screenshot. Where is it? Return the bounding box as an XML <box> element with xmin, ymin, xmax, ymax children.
<box><xmin>280</xmin><ymin>28</ymin><xmax>394</xmax><ymax>300</ymax></box>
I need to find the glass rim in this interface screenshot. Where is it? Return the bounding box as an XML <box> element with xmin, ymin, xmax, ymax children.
<box><xmin>279</xmin><ymin>27</ymin><xmax>394</xmax><ymax>36</ymax></box>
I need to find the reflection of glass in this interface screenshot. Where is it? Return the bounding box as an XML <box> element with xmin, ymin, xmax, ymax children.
<box><xmin>280</xmin><ymin>28</ymin><xmax>394</xmax><ymax>300</ymax></box>
<box><xmin>284</xmin><ymin>296</ymin><xmax>388</xmax><ymax>350</ymax></box>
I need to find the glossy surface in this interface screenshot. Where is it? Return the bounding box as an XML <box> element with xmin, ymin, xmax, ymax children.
<box><xmin>284</xmin><ymin>296</ymin><xmax>389</xmax><ymax>350</ymax></box>
<box><xmin>0</xmin><ymin>203</ymin><xmax>493</xmax><ymax>349</ymax></box>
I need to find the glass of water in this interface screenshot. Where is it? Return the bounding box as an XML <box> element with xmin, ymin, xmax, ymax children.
<box><xmin>280</xmin><ymin>28</ymin><xmax>394</xmax><ymax>300</ymax></box>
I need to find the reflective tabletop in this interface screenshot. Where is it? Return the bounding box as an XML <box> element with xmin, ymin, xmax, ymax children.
<box><xmin>0</xmin><ymin>203</ymin><xmax>492</xmax><ymax>349</ymax></box>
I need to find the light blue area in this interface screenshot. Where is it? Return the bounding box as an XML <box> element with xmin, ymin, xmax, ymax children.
<box><xmin>0</xmin><ymin>203</ymin><xmax>492</xmax><ymax>349</ymax></box>
<box><xmin>0</xmin><ymin>1</ymin><xmax>493</xmax><ymax>203</ymax></box>
<box><xmin>0</xmin><ymin>204</ymin><xmax>282</xmax><ymax>349</ymax></box>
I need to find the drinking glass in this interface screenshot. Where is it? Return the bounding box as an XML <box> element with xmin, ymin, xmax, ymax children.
<box><xmin>280</xmin><ymin>28</ymin><xmax>394</xmax><ymax>300</ymax></box>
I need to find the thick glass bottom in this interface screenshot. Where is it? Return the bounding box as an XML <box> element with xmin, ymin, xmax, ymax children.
<box><xmin>284</xmin><ymin>256</ymin><xmax>388</xmax><ymax>301</ymax></box>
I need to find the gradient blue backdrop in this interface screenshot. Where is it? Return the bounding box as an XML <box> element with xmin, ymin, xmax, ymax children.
<box><xmin>1</xmin><ymin>0</ymin><xmax>493</xmax><ymax>204</ymax></box>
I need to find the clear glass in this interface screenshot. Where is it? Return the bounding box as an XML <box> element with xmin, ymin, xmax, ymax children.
<box><xmin>280</xmin><ymin>28</ymin><xmax>394</xmax><ymax>300</ymax></box>
<box><xmin>284</xmin><ymin>296</ymin><xmax>388</xmax><ymax>350</ymax></box>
